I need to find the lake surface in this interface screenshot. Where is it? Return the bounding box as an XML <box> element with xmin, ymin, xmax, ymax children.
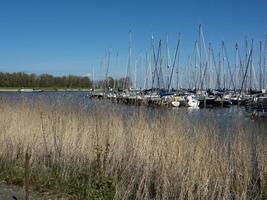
<box><xmin>0</xmin><ymin>91</ymin><xmax>266</xmax><ymax>138</ymax></box>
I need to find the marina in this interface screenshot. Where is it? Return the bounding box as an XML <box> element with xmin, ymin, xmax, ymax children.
<box><xmin>87</xmin><ymin>25</ymin><xmax>267</xmax><ymax>117</ymax></box>
<box><xmin>89</xmin><ymin>89</ymin><xmax>267</xmax><ymax>116</ymax></box>
<box><xmin>0</xmin><ymin>1</ymin><xmax>267</xmax><ymax>199</ymax></box>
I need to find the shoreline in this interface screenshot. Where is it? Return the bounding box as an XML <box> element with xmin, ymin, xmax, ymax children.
<box><xmin>0</xmin><ymin>88</ymin><xmax>91</xmax><ymax>92</ymax></box>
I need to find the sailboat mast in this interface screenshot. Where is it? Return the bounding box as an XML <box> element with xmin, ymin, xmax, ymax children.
<box><xmin>207</xmin><ymin>43</ymin><xmax>211</xmax><ymax>89</ymax></box>
<box><xmin>235</xmin><ymin>43</ymin><xmax>239</xmax><ymax>90</ymax></box>
<box><xmin>166</xmin><ymin>33</ymin><xmax>170</xmax><ymax>90</ymax></box>
<box><xmin>218</xmin><ymin>52</ymin><xmax>221</xmax><ymax>90</ymax></box>
<box><xmin>245</xmin><ymin>38</ymin><xmax>248</xmax><ymax>90</ymax></box>
<box><xmin>199</xmin><ymin>24</ymin><xmax>203</xmax><ymax>90</ymax></box>
<box><xmin>249</xmin><ymin>40</ymin><xmax>253</xmax><ymax>91</ymax></box>
<box><xmin>145</xmin><ymin>52</ymin><xmax>148</xmax><ymax>89</ymax></box>
<box><xmin>221</xmin><ymin>42</ymin><xmax>226</xmax><ymax>90</ymax></box>
<box><xmin>114</xmin><ymin>51</ymin><xmax>119</xmax><ymax>90</ymax></box>
<box><xmin>134</xmin><ymin>59</ymin><xmax>137</xmax><ymax>89</ymax></box>
<box><xmin>158</xmin><ymin>40</ymin><xmax>164</xmax><ymax>89</ymax></box>
<box><xmin>240</xmin><ymin>46</ymin><xmax>253</xmax><ymax>94</ymax></box>
<box><xmin>176</xmin><ymin>32</ymin><xmax>181</xmax><ymax>90</ymax></box>
<box><xmin>259</xmin><ymin>41</ymin><xmax>262</xmax><ymax>91</ymax></box>
<box><xmin>105</xmin><ymin>50</ymin><xmax>111</xmax><ymax>92</ymax></box>
<box><xmin>236</xmin><ymin>43</ymin><xmax>244</xmax><ymax>90</ymax></box>
<box><xmin>124</xmin><ymin>30</ymin><xmax>132</xmax><ymax>90</ymax></box>
<box><xmin>168</xmin><ymin>34</ymin><xmax>180</xmax><ymax>92</ymax></box>
<box><xmin>101</xmin><ymin>55</ymin><xmax>106</xmax><ymax>90</ymax></box>
<box><xmin>103</xmin><ymin>52</ymin><xmax>107</xmax><ymax>91</ymax></box>
<box><xmin>211</xmin><ymin>47</ymin><xmax>219</xmax><ymax>90</ymax></box>
<box><xmin>187</xmin><ymin>55</ymin><xmax>191</xmax><ymax>89</ymax></box>
<box><xmin>194</xmin><ymin>41</ymin><xmax>198</xmax><ymax>90</ymax></box>
<box><xmin>151</xmin><ymin>33</ymin><xmax>157</xmax><ymax>89</ymax></box>
<box><xmin>92</xmin><ymin>66</ymin><xmax>95</xmax><ymax>91</ymax></box>
<box><xmin>264</xmin><ymin>36</ymin><xmax>267</xmax><ymax>90</ymax></box>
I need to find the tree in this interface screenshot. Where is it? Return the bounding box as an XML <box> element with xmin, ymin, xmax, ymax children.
<box><xmin>0</xmin><ymin>72</ymin><xmax>92</xmax><ymax>88</ymax></box>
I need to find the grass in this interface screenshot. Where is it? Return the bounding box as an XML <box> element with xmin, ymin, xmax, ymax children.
<box><xmin>0</xmin><ymin>97</ymin><xmax>266</xmax><ymax>199</ymax></box>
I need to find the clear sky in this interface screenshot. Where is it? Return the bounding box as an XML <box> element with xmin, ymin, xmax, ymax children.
<box><xmin>0</xmin><ymin>0</ymin><xmax>266</xmax><ymax>79</ymax></box>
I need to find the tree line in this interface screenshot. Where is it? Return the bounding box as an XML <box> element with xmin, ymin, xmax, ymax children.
<box><xmin>0</xmin><ymin>72</ymin><xmax>92</xmax><ymax>88</ymax></box>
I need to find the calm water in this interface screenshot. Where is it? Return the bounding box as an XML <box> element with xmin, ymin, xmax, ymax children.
<box><xmin>0</xmin><ymin>91</ymin><xmax>266</xmax><ymax>138</ymax></box>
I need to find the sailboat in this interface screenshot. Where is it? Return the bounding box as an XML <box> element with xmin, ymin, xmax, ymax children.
<box><xmin>187</xmin><ymin>95</ymin><xmax>200</xmax><ymax>107</ymax></box>
<box><xmin>171</xmin><ymin>96</ymin><xmax>181</xmax><ymax>107</ymax></box>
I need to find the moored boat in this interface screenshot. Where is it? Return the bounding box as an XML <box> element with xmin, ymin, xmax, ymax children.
<box><xmin>187</xmin><ymin>95</ymin><xmax>200</xmax><ymax>108</ymax></box>
<box><xmin>19</xmin><ymin>88</ymin><xmax>43</xmax><ymax>93</ymax></box>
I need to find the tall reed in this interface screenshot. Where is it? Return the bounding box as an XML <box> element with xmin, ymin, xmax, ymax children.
<box><xmin>0</xmin><ymin>98</ymin><xmax>266</xmax><ymax>199</ymax></box>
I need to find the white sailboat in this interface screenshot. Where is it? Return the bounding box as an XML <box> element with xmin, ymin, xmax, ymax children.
<box><xmin>187</xmin><ymin>95</ymin><xmax>200</xmax><ymax>108</ymax></box>
<box><xmin>171</xmin><ymin>96</ymin><xmax>180</xmax><ymax>106</ymax></box>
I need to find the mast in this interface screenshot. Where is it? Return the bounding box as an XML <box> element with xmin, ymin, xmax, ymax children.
<box><xmin>165</xmin><ymin>33</ymin><xmax>170</xmax><ymax>90</ymax></box>
<box><xmin>124</xmin><ymin>30</ymin><xmax>132</xmax><ymax>90</ymax></box>
<box><xmin>145</xmin><ymin>52</ymin><xmax>148</xmax><ymax>89</ymax></box>
<box><xmin>101</xmin><ymin>55</ymin><xmax>105</xmax><ymax>90</ymax></box>
<box><xmin>147</xmin><ymin>53</ymin><xmax>152</xmax><ymax>89</ymax></box>
<box><xmin>199</xmin><ymin>24</ymin><xmax>203</xmax><ymax>90</ymax></box>
<box><xmin>139</xmin><ymin>57</ymin><xmax>142</xmax><ymax>89</ymax></box>
<box><xmin>240</xmin><ymin>46</ymin><xmax>253</xmax><ymax>94</ymax></box>
<box><xmin>264</xmin><ymin>36</ymin><xmax>267</xmax><ymax>90</ymax></box>
<box><xmin>194</xmin><ymin>40</ymin><xmax>198</xmax><ymax>90</ymax></box>
<box><xmin>221</xmin><ymin>42</ymin><xmax>226</xmax><ymax>90</ymax></box>
<box><xmin>211</xmin><ymin>47</ymin><xmax>220</xmax><ymax>90</ymax></box>
<box><xmin>134</xmin><ymin>59</ymin><xmax>137</xmax><ymax>89</ymax></box>
<box><xmin>222</xmin><ymin>41</ymin><xmax>235</xmax><ymax>90</ymax></box>
<box><xmin>151</xmin><ymin>39</ymin><xmax>161</xmax><ymax>89</ymax></box>
<box><xmin>236</xmin><ymin>43</ymin><xmax>244</xmax><ymax>90</ymax></box>
<box><xmin>234</xmin><ymin>43</ymin><xmax>239</xmax><ymax>88</ymax></box>
<box><xmin>259</xmin><ymin>41</ymin><xmax>262</xmax><ymax>91</ymax></box>
<box><xmin>102</xmin><ymin>52</ymin><xmax>107</xmax><ymax>91</ymax></box>
<box><xmin>114</xmin><ymin>51</ymin><xmax>119</xmax><ymax>90</ymax></box>
<box><xmin>158</xmin><ymin>40</ymin><xmax>164</xmax><ymax>89</ymax></box>
<box><xmin>201</xmin><ymin>26</ymin><xmax>208</xmax><ymax>90</ymax></box>
<box><xmin>207</xmin><ymin>43</ymin><xmax>211</xmax><ymax>89</ymax></box>
<box><xmin>92</xmin><ymin>66</ymin><xmax>95</xmax><ymax>91</ymax></box>
<box><xmin>151</xmin><ymin>33</ymin><xmax>156</xmax><ymax>89</ymax></box>
<box><xmin>176</xmin><ymin>32</ymin><xmax>181</xmax><ymax>90</ymax></box>
<box><xmin>187</xmin><ymin>55</ymin><xmax>191</xmax><ymax>89</ymax></box>
<box><xmin>218</xmin><ymin>52</ymin><xmax>222</xmax><ymax>90</ymax></box>
<box><xmin>249</xmin><ymin>40</ymin><xmax>254</xmax><ymax>91</ymax></box>
<box><xmin>167</xmin><ymin>33</ymin><xmax>180</xmax><ymax>92</ymax></box>
<box><xmin>245</xmin><ymin>38</ymin><xmax>248</xmax><ymax>90</ymax></box>
<box><xmin>104</xmin><ymin>50</ymin><xmax>111</xmax><ymax>92</ymax></box>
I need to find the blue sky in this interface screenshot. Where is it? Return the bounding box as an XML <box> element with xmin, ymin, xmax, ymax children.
<box><xmin>0</xmin><ymin>0</ymin><xmax>266</xmax><ymax>79</ymax></box>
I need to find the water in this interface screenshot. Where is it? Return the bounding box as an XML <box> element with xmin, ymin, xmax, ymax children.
<box><xmin>0</xmin><ymin>91</ymin><xmax>266</xmax><ymax>138</ymax></box>
<box><xmin>1</xmin><ymin>91</ymin><xmax>265</xmax><ymax>198</ymax></box>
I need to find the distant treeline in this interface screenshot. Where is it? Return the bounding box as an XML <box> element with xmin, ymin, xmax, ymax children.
<box><xmin>0</xmin><ymin>72</ymin><xmax>91</xmax><ymax>88</ymax></box>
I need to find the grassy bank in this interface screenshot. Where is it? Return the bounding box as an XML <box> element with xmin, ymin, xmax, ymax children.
<box><xmin>0</xmin><ymin>87</ymin><xmax>90</xmax><ymax>92</ymax></box>
<box><xmin>0</xmin><ymin>99</ymin><xmax>266</xmax><ymax>199</ymax></box>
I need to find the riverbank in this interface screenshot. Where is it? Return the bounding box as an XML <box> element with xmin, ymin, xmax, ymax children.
<box><xmin>0</xmin><ymin>98</ymin><xmax>266</xmax><ymax>199</ymax></box>
<box><xmin>0</xmin><ymin>87</ymin><xmax>90</xmax><ymax>92</ymax></box>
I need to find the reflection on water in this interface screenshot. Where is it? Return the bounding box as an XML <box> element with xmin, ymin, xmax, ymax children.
<box><xmin>0</xmin><ymin>91</ymin><xmax>266</xmax><ymax>138</ymax></box>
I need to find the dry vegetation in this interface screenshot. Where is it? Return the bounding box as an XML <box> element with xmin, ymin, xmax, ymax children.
<box><xmin>0</xmin><ymin>97</ymin><xmax>266</xmax><ymax>199</ymax></box>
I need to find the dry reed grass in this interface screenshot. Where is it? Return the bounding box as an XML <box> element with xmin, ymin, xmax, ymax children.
<box><xmin>0</xmin><ymin>97</ymin><xmax>266</xmax><ymax>199</ymax></box>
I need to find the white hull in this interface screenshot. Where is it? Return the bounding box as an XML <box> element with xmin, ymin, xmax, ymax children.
<box><xmin>187</xmin><ymin>95</ymin><xmax>200</xmax><ymax>108</ymax></box>
<box><xmin>171</xmin><ymin>101</ymin><xmax>180</xmax><ymax>107</ymax></box>
<box><xmin>19</xmin><ymin>88</ymin><xmax>43</xmax><ymax>93</ymax></box>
